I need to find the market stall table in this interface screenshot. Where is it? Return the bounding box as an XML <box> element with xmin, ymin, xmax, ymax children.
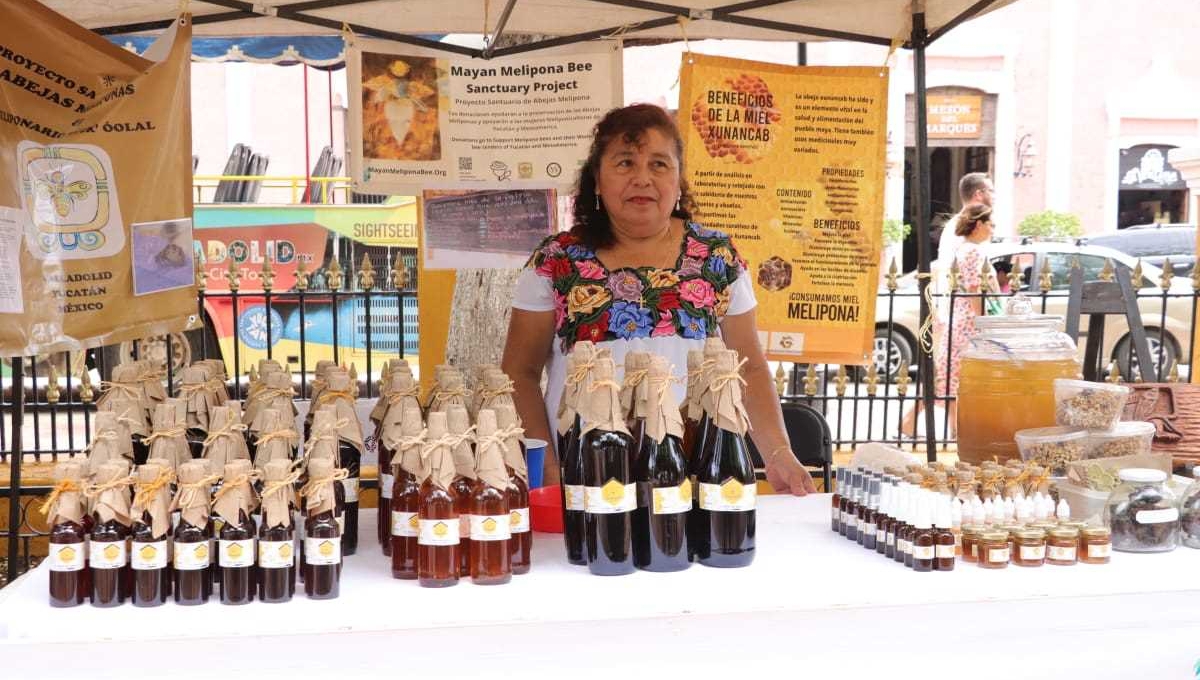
<box><xmin>3</xmin><ymin>495</ymin><xmax>1200</xmax><ymax>679</ymax></box>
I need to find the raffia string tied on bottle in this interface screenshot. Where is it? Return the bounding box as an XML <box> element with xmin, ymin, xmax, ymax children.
<box><xmin>146</xmin><ymin>401</ymin><xmax>191</xmax><ymax>471</ymax></box>
<box><xmin>254</xmin><ymin>409</ymin><xmax>300</xmax><ymax>472</ymax></box>
<box><xmin>431</xmin><ymin>372</ymin><xmax>471</xmax><ymax>414</ymax></box>
<box><xmin>212</xmin><ymin>460</ymin><xmax>258</xmax><ymax>523</ymax></box>
<box><xmin>580</xmin><ymin>356</ymin><xmax>630</xmax><ymax>436</ymax></box>
<box><xmin>86</xmin><ymin>411</ymin><xmax>130</xmax><ymax>478</ymax></box>
<box><xmin>247</xmin><ymin>370</ymin><xmax>297</xmax><ymax>429</ymax></box>
<box><xmin>260</xmin><ymin>459</ymin><xmax>301</xmax><ymax>529</ymax></box>
<box><xmin>41</xmin><ymin>461</ymin><xmax>86</xmax><ymax>525</ymax></box>
<box><xmin>131</xmin><ymin>461</ymin><xmax>175</xmax><ymax>538</ymax></box>
<box><xmin>558</xmin><ymin>341</ymin><xmax>600</xmax><ymax>435</ymax></box>
<box><xmin>202</xmin><ymin>405</ymin><xmax>251</xmax><ymax>472</ymax></box>
<box><xmin>494</xmin><ymin>404</ymin><xmax>528</xmax><ymax>483</ymax></box>
<box><xmin>315</xmin><ymin>371</ymin><xmax>365</xmax><ymax>454</ymax></box>
<box><xmin>446</xmin><ymin>405</ymin><xmax>478</xmax><ymax>480</ymax></box>
<box><xmin>420</xmin><ymin>412</ymin><xmax>457</xmax><ymax>491</ymax></box>
<box><xmin>86</xmin><ymin>461</ymin><xmax>134</xmax><ymax>526</ymax></box>
<box><xmin>645</xmin><ymin>356</ymin><xmax>685</xmax><ymax>444</ymax></box>
<box><xmin>683</xmin><ymin>349</ymin><xmax>706</xmax><ymax>422</ymax></box>
<box><xmin>305</xmin><ymin>407</ymin><xmax>348</xmax><ymax>462</ymax></box>
<box><xmin>179</xmin><ymin>367</ymin><xmax>219</xmax><ymax>431</ymax></box>
<box><xmin>477</xmin><ymin>369</ymin><xmax>516</xmax><ymax>414</ymax></box>
<box><xmin>171</xmin><ymin>461</ymin><xmax>219</xmax><ymax>527</ymax></box>
<box><xmin>475</xmin><ymin>409</ymin><xmax>510</xmax><ymax>491</ymax></box>
<box><xmin>709</xmin><ymin>350</ymin><xmax>750</xmax><ymax>436</ymax></box>
<box><xmin>300</xmin><ymin>457</ymin><xmax>347</xmax><ymax>517</ymax></box>
<box><xmin>619</xmin><ymin>351</ymin><xmax>651</xmax><ymax>420</ymax></box>
<box><xmin>391</xmin><ymin>406</ymin><xmax>428</xmax><ymax>481</ymax></box>
<box><xmin>96</xmin><ymin>363</ymin><xmax>142</xmax><ymax>411</ymax></box>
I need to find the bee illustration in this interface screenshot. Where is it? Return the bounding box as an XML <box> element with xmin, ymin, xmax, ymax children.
<box><xmin>35</xmin><ymin>171</ymin><xmax>92</xmax><ymax>219</ymax></box>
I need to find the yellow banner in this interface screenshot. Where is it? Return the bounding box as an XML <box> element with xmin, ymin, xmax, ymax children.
<box><xmin>0</xmin><ymin>2</ymin><xmax>194</xmax><ymax>356</ymax></box>
<box><xmin>678</xmin><ymin>54</ymin><xmax>888</xmax><ymax>364</ymax></box>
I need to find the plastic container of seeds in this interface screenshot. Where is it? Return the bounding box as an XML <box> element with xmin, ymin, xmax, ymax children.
<box><xmin>1054</xmin><ymin>379</ymin><xmax>1130</xmax><ymax>431</ymax></box>
<box><xmin>1086</xmin><ymin>420</ymin><xmax>1156</xmax><ymax>459</ymax></box>
<box><xmin>1015</xmin><ymin>426</ymin><xmax>1089</xmax><ymax>476</ymax></box>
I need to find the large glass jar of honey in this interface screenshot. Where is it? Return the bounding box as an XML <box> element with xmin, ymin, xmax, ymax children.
<box><xmin>956</xmin><ymin>297</ymin><xmax>1080</xmax><ymax>465</ymax></box>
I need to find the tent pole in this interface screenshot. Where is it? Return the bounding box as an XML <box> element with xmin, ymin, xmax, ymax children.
<box><xmin>7</xmin><ymin>357</ymin><xmax>24</xmax><ymax>584</ymax></box>
<box><xmin>910</xmin><ymin>8</ymin><xmax>937</xmax><ymax>463</ymax></box>
<box><xmin>303</xmin><ymin>64</ymin><xmax>312</xmax><ymax>203</ymax></box>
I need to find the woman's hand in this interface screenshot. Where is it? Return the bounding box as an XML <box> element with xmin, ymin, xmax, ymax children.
<box><xmin>765</xmin><ymin>449</ymin><xmax>818</xmax><ymax>496</ymax></box>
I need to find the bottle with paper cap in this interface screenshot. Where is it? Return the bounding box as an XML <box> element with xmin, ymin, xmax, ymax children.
<box><xmin>560</xmin><ymin>342</ymin><xmax>597</xmax><ymax>566</ymax></box>
<box><xmin>130</xmin><ymin>460</ymin><xmax>173</xmax><ymax>607</ymax></box>
<box><xmin>621</xmin><ymin>351</ymin><xmax>652</xmax><ymax>456</ymax></box>
<box><xmin>681</xmin><ymin>349</ymin><xmax>706</xmax><ymax>468</ymax></box>
<box><xmin>581</xmin><ymin>356</ymin><xmax>637</xmax><ymax>576</ymax></box>
<box><xmin>495</xmin><ymin>404</ymin><xmax>531</xmax><ymax>575</ymax></box>
<box><xmin>46</xmin><ymin>461</ymin><xmax>89</xmax><ymax>607</ymax></box>
<box><xmin>377</xmin><ymin>371</ymin><xmax>420</xmax><ymax>554</ymax></box>
<box><xmin>302</xmin><ymin>456</ymin><xmax>343</xmax><ymax>599</ymax></box>
<box><xmin>687</xmin><ymin>339</ymin><xmax>727</xmax><ymax>560</ymax></box>
<box><xmin>389</xmin><ymin>406</ymin><xmax>425</xmax><ymax>580</ymax></box>
<box><xmin>89</xmin><ymin>460</ymin><xmax>133</xmax><ymax>607</ymax></box>
<box><xmin>171</xmin><ymin>461</ymin><xmax>213</xmax><ymax>605</ymax></box>
<box><xmin>470</xmin><ymin>409</ymin><xmax>512</xmax><ymax>585</ymax></box>
<box><xmin>259</xmin><ymin>459</ymin><xmax>297</xmax><ymax>603</ymax></box>
<box><xmin>845</xmin><ymin>469</ymin><xmax>861</xmax><ymax>543</ymax></box>
<box><xmin>694</xmin><ymin>350</ymin><xmax>756</xmax><ymax>568</ymax></box>
<box><xmin>216</xmin><ymin>460</ymin><xmax>257</xmax><ymax>605</ymax></box>
<box><xmin>934</xmin><ymin>498</ymin><xmax>956</xmax><ymax>570</ymax></box>
<box><xmin>911</xmin><ymin>494</ymin><xmax>934</xmax><ymax>572</ymax></box>
<box><xmin>632</xmin><ymin>356</ymin><xmax>690</xmax><ymax>572</ymax></box>
<box><xmin>418</xmin><ymin>411</ymin><xmax>461</xmax><ymax>587</ymax></box>
<box><xmin>447</xmin><ymin>404</ymin><xmax>477</xmax><ymax>576</ymax></box>
<box><xmin>863</xmin><ymin>477</ymin><xmax>880</xmax><ymax>551</ymax></box>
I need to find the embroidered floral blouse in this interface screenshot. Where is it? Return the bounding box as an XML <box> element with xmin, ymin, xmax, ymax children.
<box><xmin>512</xmin><ymin>222</ymin><xmax>757</xmax><ymax>423</ymax></box>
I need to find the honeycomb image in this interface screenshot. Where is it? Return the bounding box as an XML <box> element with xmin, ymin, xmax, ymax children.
<box><xmin>757</xmin><ymin>256</ymin><xmax>792</xmax><ymax>291</ymax></box>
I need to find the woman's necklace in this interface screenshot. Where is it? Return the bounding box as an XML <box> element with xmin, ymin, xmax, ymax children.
<box><xmin>602</xmin><ymin>221</ymin><xmax>679</xmax><ymax>270</ymax></box>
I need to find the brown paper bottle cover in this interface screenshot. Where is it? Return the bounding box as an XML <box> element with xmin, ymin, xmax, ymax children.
<box><xmin>709</xmin><ymin>350</ymin><xmax>750</xmax><ymax>436</ymax></box>
<box><xmin>89</xmin><ymin>460</ymin><xmax>133</xmax><ymax>526</ymax></box>
<box><xmin>254</xmin><ymin>408</ymin><xmax>299</xmax><ymax>472</ymax></box>
<box><xmin>684</xmin><ymin>349</ymin><xmax>706</xmax><ymax>422</ymax></box>
<box><xmin>475</xmin><ymin>409</ymin><xmax>509</xmax><ymax>491</ymax></box>
<box><xmin>446</xmin><ymin>405</ymin><xmax>478</xmax><ymax>480</ymax></box>
<box><xmin>556</xmin><ymin>354</ymin><xmax>578</xmax><ymax>436</ymax></box>
<box><xmin>247</xmin><ymin>370</ymin><xmax>297</xmax><ymax>429</ymax></box>
<box><xmin>86</xmin><ymin>410</ymin><xmax>132</xmax><ymax>478</ymax></box>
<box><xmin>306</xmin><ymin>407</ymin><xmax>342</xmax><ymax>463</ymax></box>
<box><xmin>477</xmin><ymin>369</ymin><xmax>516</xmax><ymax>416</ymax></box>
<box><xmin>420</xmin><ymin>412</ymin><xmax>457</xmax><ymax>491</ymax></box>
<box><xmin>101</xmin><ymin>396</ymin><xmax>148</xmax><ymax>449</ymax></box>
<box><xmin>135</xmin><ymin>360</ymin><xmax>169</xmax><ymax>408</ymax></box>
<box><xmin>147</xmin><ymin>401</ymin><xmax>191</xmax><ymax>471</ymax></box>
<box><xmin>213</xmin><ymin>460</ymin><xmax>255</xmax><ymax>524</ymax></box>
<box><xmin>494</xmin><ymin>404</ymin><xmax>528</xmax><ymax>483</ymax></box>
<box><xmin>44</xmin><ymin>461</ymin><xmax>86</xmax><ymax>526</ymax></box>
<box><xmin>559</xmin><ymin>341</ymin><xmax>601</xmax><ymax>435</ymax></box>
<box><xmin>131</xmin><ymin>461</ymin><xmax>174</xmax><ymax>538</ymax></box>
<box><xmin>308</xmin><ymin>360</ymin><xmax>338</xmax><ymax>405</ymax></box>
<box><xmin>580</xmin><ymin>357</ymin><xmax>630</xmax><ymax>436</ymax></box>
<box><xmin>469</xmin><ymin>363</ymin><xmax>499</xmax><ymax>415</ymax></box>
<box><xmin>645</xmin><ymin>356</ymin><xmax>685</xmax><ymax>445</ymax></box>
<box><xmin>369</xmin><ymin>363</ymin><xmax>408</xmax><ymax>424</ymax></box>
<box><xmin>261</xmin><ymin>459</ymin><xmax>298</xmax><ymax>529</ymax></box>
<box><xmin>317</xmin><ymin>371</ymin><xmax>365</xmax><ymax>454</ymax></box>
<box><xmin>620</xmin><ymin>351</ymin><xmax>651</xmax><ymax>420</ymax></box>
<box><xmin>431</xmin><ymin>371</ymin><xmax>471</xmax><ymax>414</ymax></box>
<box><xmin>97</xmin><ymin>363</ymin><xmax>143</xmax><ymax>413</ymax></box>
<box><xmin>202</xmin><ymin>405</ymin><xmax>250</xmax><ymax>473</ymax></box>
<box><xmin>696</xmin><ymin>340</ymin><xmax>728</xmax><ymax>424</ymax></box>
<box><xmin>382</xmin><ymin>372</ymin><xmax>421</xmax><ymax>428</ymax></box>
<box><xmin>391</xmin><ymin>406</ymin><xmax>428</xmax><ymax>481</ymax></box>
<box><xmin>301</xmin><ymin>457</ymin><xmax>344</xmax><ymax>518</ymax></box>
<box><xmin>172</xmin><ymin>461</ymin><xmax>216</xmax><ymax>527</ymax></box>
<box><xmin>180</xmin><ymin>367</ymin><xmax>218</xmax><ymax>431</ymax></box>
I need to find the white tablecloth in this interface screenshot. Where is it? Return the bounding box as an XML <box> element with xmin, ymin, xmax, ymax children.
<box><xmin>4</xmin><ymin>495</ymin><xmax>1200</xmax><ymax>680</ymax></box>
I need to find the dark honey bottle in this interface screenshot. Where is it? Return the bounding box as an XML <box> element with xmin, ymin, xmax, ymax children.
<box><xmin>258</xmin><ymin>460</ymin><xmax>297</xmax><ymax>603</ymax></box>
<box><xmin>933</xmin><ymin>499</ymin><xmax>956</xmax><ymax>571</ymax></box>
<box><xmin>389</xmin><ymin>406</ymin><xmax>425</xmax><ymax>579</ymax></box>
<box><xmin>447</xmin><ymin>405</ymin><xmax>477</xmax><ymax>577</ymax></box>
<box><xmin>632</xmin><ymin>357</ymin><xmax>690</xmax><ymax>573</ymax></box>
<box><xmin>912</xmin><ymin>497</ymin><xmax>935</xmax><ymax>572</ymax></box>
<box><xmin>89</xmin><ymin>461</ymin><xmax>133</xmax><ymax>607</ymax></box>
<box><xmin>845</xmin><ymin>470</ymin><xmax>861</xmax><ymax>542</ymax></box>
<box><xmin>686</xmin><ymin>339</ymin><xmax>726</xmax><ymax>559</ymax></box>
<box><xmin>172</xmin><ymin>461</ymin><xmax>214</xmax><ymax>605</ymax></box>
<box><xmin>215</xmin><ymin>461</ymin><xmax>257</xmax><ymax>605</ymax></box>
<box><xmin>877</xmin><ymin>479</ymin><xmax>892</xmax><ymax>556</ymax></box>
<box><xmin>495</xmin><ymin>405</ymin><xmax>531</xmax><ymax>575</ymax></box>
<box><xmin>831</xmin><ymin>467</ymin><xmax>844</xmax><ymax>533</ymax></box>
<box><xmin>694</xmin><ymin>350</ymin><xmax>756</xmax><ymax>568</ymax></box>
<box><xmin>303</xmin><ymin>457</ymin><xmax>343</xmax><ymax>599</ymax></box>
<box><xmin>581</xmin><ymin>357</ymin><xmax>636</xmax><ymax>576</ymax></box>
<box><xmin>181</xmin><ymin>366</ymin><xmax>213</xmax><ymax>460</ymax></box>
<box><xmin>680</xmin><ymin>349</ymin><xmax>705</xmax><ymax>470</ymax></box>
<box><xmin>621</xmin><ymin>351</ymin><xmax>652</xmax><ymax>458</ymax></box>
<box><xmin>470</xmin><ymin>409</ymin><xmax>512</xmax><ymax>585</ymax></box>
<box><xmin>862</xmin><ymin>478</ymin><xmax>880</xmax><ymax>551</ymax></box>
<box><xmin>130</xmin><ymin>461</ymin><xmax>172</xmax><ymax>607</ymax></box>
<box><xmin>46</xmin><ymin>462</ymin><xmax>88</xmax><ymax>607</ymax></box>
<box><xmin>418</xmin><ymin>412</ymin><xmax>460</xmax><ymax>588</ymax></box>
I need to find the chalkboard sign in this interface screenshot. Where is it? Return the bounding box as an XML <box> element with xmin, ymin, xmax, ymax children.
<box><xmin>422</xmin><ymin>189</ymin><xmax>557</xmax><ymax>269</ymax></box>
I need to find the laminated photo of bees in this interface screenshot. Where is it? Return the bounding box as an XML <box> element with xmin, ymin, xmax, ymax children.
<box><xmin>130</xmin><ymin>218</ymin><xmax>195</xmax><ymax>296</ymax></box>
<box><xmin>360</xmin><ymin>53</ymin><xmax>443</xmax><ymax>161</ymax></box>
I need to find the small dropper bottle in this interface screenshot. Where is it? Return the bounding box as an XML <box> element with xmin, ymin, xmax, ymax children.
<box><xmin>911</xmin><ymin>495</ymin><xmax>935</xmax><ymax>572</ymax></box>
<box><xmin>934</xmin><ymin>498</ymin><xmax>956</xmax><ymax>571</ymax></box>
<box><xmin>863</xmin><ymin>478</ymin><xmax>880</xmax><ymax>551</ymax></box>
<box><xmin>831</xmin><ymin>467</ymin><xmax>845</xmax><ymax>533</ymax></box>
<box><xmin>875</xmin><ymin>480</ymin><xmax>890</xmax><ymax>556</ymax></box>
<box><xmin>846</xmin><ymin>470</ymin><xmax>861</xmax><ymax>543</ymax></box>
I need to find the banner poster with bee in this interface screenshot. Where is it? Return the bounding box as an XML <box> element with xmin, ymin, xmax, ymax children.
<box><xmin>0</xmin><ymin>2</ymin><xmax>194</xmax><ymax>356</ymax></box>
<box><xmin>347</xmin><ymin>38</ymin><xmax>622</xmax><ymax>195</ymax></box>
<box><xmin>679</xmin><ymin>54</ymin><xmax>888</xmax><ymax>365</ymax></box>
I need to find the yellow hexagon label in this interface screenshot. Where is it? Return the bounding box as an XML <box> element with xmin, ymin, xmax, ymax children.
<box><xmin>139</xmin><ymin>545</ymin><xmax>157</xmax><ymax>561</ymax></box>
<box><xmin>279</xmin><ymin>544</ymin><xmax>293</xmax><ymax>560</ymax></box>
<box><xmin>103</xmin><ymin>544</ymin><xmax>120</xmax><ymax>561</ymax></box>
<box><xmin>194</xmin><ymin>544</ymin><xmax>208</xmax><ymax>560</ymax></box>
<box><xmin>602</xmin><ymin>478</ymin><xmax>625</xmax><ymax>506</ymax></box>
<box><xmin>433</xmin><ymin>521</ymin><xmax>449</xmax><ymax>537</ymax></box>
<box><xmin>408</xmin><ymin>514</ymin><xmax>420</xmax><ymax>530</ymax></box>
<box><xmin>482</xmin><ymin>517</ymin><xmax>498</xmax><ymax>534</ymax></box>
<box><xmin>678</xmin><ymin>479</ymin><xmax>692</xmax><ymax>501</ymax></box>
<box><xmin>227</xmin><ymin>543</ymin><xmax>244</xmax><ymax>559</ymax></box>
<box><xmin>509</xmin><ymin>510</ymin><xmax>521</xmax><ymax>526</ymax></box>
<box><xmin>652</xmin><ymin>492</ymin><xmax>664</xmax><ymax>514</ymax></box>
<box><xmin>721</xmin><ymin>479</ymin><xmax>744</xmax><ymax>505</ymax></box>
<box><xmin>58</xmin><ymin>546</ymin><xmax>77</xmax><ymax>562</ymax></box>
<box><xmin>318</xmin><ymin>540</ymin><xmax>335</xmax><ymax>557</ymax></box>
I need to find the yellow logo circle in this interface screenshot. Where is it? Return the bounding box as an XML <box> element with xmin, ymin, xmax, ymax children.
<box><xmin>103</xmin><ymin>544</ymin><xmax>120</xmax><ymax>561</ymax></box>
<box><xmin>279</xmin><ymin>544</ymin><xmax>293</xmax><ymax>560</ymax></box>
<box><xmin>602</xmin><ymin>479</ymin><xmax>625</xmax><ymax>506</ymax></box>
<box><xmin>482</xmin><ymin>517</ymin><xmax>497</xmax><ymax>533</ymax></box>
<box><xmin>720</xmin><ymin>479</ymin><xmax>745</xmax><ymax>504</ymax></box>
<box><xmin>433</xmin><ymin>521</ymin><xmax>449</xmax><ymax>537</ymax></box>
<box><xmin>58</xmin><ymin>546</ymin><xmax>77</xmax><ymax>562</ymax></box>
<box><xmin>408</xmin><ymin>514</ymin><xmax>419</xmax><ymax>530</ymax></box>
<box><xmin>228</xmin><ymin>543</ymin><xmax>244</xmax><ymax>559</ymax></box>
<box><xmin>509</xmin><ymin>510</ymin><xmax>521</xmax><ymax>526</ymax></box>
<box><xmin>678</xmin><ymin>479</ymin><xmax>692</xmax><ymax>502</ymax></box>
<box><xmin>139</xmin><ymin>545</ymin><xmax>157</xmax><ymax>561</ymax></box>
<box><xmin>194</xmin><ymin>544</ymin><xmax>208</xmax><ymax>560</ymax></box>
<box><xmin>318</xmin><ymin>540</ymin><xmax>334</xmax><ymax>557</ymax></box>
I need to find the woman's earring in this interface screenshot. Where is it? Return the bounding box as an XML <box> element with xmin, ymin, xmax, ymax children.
<box><xmin>595</xmin><ymin>194</ymin><xmax>600</xmax><ymax>211</ymax></box>
<box><xmin>676</xmin><ymin>196</ymin><xmax>681</xmax><ymax>211</ymax></box>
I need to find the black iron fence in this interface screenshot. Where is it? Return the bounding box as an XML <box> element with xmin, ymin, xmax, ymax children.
<box><xmin>3</xmin><ymin>253</ymin><xmax>1198</xmax><ymax>583</ymax></box>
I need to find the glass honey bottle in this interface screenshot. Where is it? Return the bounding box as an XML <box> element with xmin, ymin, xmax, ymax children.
<box><xmin>258</xmin><ymin>459</ymin><xmax>297</xmax><ymax>603</ymax></box>
<box><xmin>680</xmin><ymin>349</ymin><xmax>706</xmax><ymax>471</ymax></box>
<box><xmin>418</xmin><ymin>412</ymin><xmax>461</xmax><ymax>588</ymax></box>
<box><xmin>862</xmin><ymin>478</ymin><xmax>880</xmax><ymax>551</ymax></box>
<box><xmin>377</xmin><ymin>372</ymin><xmax>419</xmax><ymax>555</ymax></box>
<box><xmin>632</xmin><ymin>357</ymin><xmax>691</xmax><ymax>572</ymax></box>
<box><xmin>845</xmin><ymin>470</ymin><xmax>861</xmax><ymax>542</ymax></box>
<box><xmin>911</xmin><ymin>496</ymin><xmax>935</xmax><ymax>572</ymax></box>
<box><xmin>495</xmin><ymin>405</ymin><xmax>531</xmax><ymax>575</ymax></box>
<box><xmin>687</xmin><ymin>338</ymin><xmax>726</xmax><ymax>558</ymax></box>
<box><xmin>130</xmin><ymin>461</ymin><xmax>173</xmax><ymax>607</ymax></box>
<box><xmin>560</xmin><ymin>345</ymin><xmax>595</xmax><ymax>566</ymax></box>
<box><xmin>831</xmin><ymin>467</ymin><xmax>845</xmax><ymax>533</ymax></box>
<box><xmin>172</xmin><ymin>461</ymin><xmax>214</xmax><ymax>605</ymax></box>
<box><xmin>694</xmin><ymin>350</ymin><xmax>757</xmax><ymax>568</ymax></box>
<box><xmin>447</xmin><ymin>405</ymin><xmax>478</xmax><ymax>576</ymax></box>
<box><xmin>580</xmin><ymin>357</ymin><xmax>637</xmax><ymax>576</ymax></box>
<box><xmin>470</xmin><ymin>409</ymin><xmax>512</xmax><ymax>585</ymax></box>
<box><xmin>302</xmin><ymin>457</ymin><xmax>343</xmax><ymax>599</ymax></box>
<box><xmin>214</xmin><ymin>460</ymin><xmax>257</xmax><ymax>605</ymax></box>
<box><xmin>46</xmin><ymin>462</ymin><xmax>88</xmax><ymax>607</ymax></box>
<box><xmin>621</xmin><ymin>351</ymin><xmax>652</xmax><ymax>457</ymax></box>
<box><xmin>89</xmin><ymin>461</ymin><xmax>133</xmax><ymax>607</ymax></box>
<box><xmin>389</xmin><ymin>406</ymin><xmax>425</xmax><ymax>580</ymax></box>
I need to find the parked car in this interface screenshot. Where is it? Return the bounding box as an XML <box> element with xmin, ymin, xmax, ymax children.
<box><xmin>1082</xmin><ymin>224</ymin><xmax>1196</xmax><ymax>277</ymax></box>
<box><xmin>871</xmin><ymin>242</ymin><xmax>1194</xmax><ymax>382</ymax></box>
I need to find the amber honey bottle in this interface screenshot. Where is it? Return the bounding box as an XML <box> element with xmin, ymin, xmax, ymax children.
<box><xmin>258</xmin><ymin>459</ymin><xmax>297</xmax><ymax>603</ymax></box>
<box><xmin>215</xmin><ymin>461</ymin><xmax>257</xmax><ymax>605</ymax></box>
<box><xmin>377</xmin><ymin>372</ymin><xmax>420</xmax><ymax>555</ymax></box>
<box><xmin>470</xmin><ymin>409</ymin><xmax>512</xmax><ymax>585</ymax></box>
<box><xmin>495</xmin><ymin>405</ymin><xmax>531</xmax><ymax>575</ymax></box>
<box><xmin>632</xmin><ymin>357</ymin><xmax>690</xmax><ymax>573</ymax></box>
<box><xmin>862</xmin><ymin>478</ymin><xmax>880</xmax><ymax>551</ymax></box>
<box><xmin>934</xmin><ymin>499</ymin><xmax>957</xmax><ymax>571</ymax></box>
<box><xmin>302</xmin><ymin>457</ymin><xmax>344</xmax><ymax>599</ymax></box>
<box><xmin>418</xmin><ymin>412</ymin><xmax>460</xmax><ymax>588</ymax></box>
<box><xmin>130</xmin><ymin>461</ymin><xmax>173</xmax><ymax>607</ymax></box>
<box><xmin>686</xmin><ymin>339</ymin><xmax>726</xmax><ymax>559</ymax></box>
<box><xmin>46</xmin><ymin>462</ymin><xmax>88</xmax><ymax>607</ymax></box>
<box><xmin>845</xmin><ymin>470</ymin><xmax>861</xmax><ymax>543</ymax></box>
<box><xmin>378</xmin><ymin>436</ymin><xmax>397</xmax><ymax>555</ymax></box>
<box><xmin>911</xmin><ymin>497</ymin><xmax>935</xmax><ymax>572</ymax></box>
<box><xmin>172</xmin><ymin>461</ymin><xmax>214</xmax><ymax>605</ymax></box>
<box><xmin>389</xmin><ymin>406</ymin><xmax>425</xmax><ymax>579</ymax></box>
<box><xmin>88</xmin><ymin>461</ymin><xmax>133</xmax><ymax>607</ymax></box>
<box><xmin>447</xmin><ymin>405</ymin><xmax>477</xmax><ymax>577</ymax></box>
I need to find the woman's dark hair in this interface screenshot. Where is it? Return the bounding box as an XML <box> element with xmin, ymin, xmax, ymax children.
<box><xmin>955</xmin><ymin>203</ymin><xmax>993</xmax><ymax>237</ymax></box>
<box><xmin>570</xmin><ymin>104</ymin><xmax>697</xmax><ymax>249</ymax></box>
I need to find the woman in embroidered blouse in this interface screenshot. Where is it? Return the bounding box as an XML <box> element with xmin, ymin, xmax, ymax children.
<box><xmin>502</xmin><ymin>104</ymin><xmax>815</xmax><ymax>495</ymax></box>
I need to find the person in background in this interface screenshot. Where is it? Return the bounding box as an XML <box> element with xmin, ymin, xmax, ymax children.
<box><xmin>501</xmin><ymin>104</ymin><xmax>815</xmax><ymax>495</ymax></box>
<box><xmin>901</xmin><ymin>203</ymin><xmax>998</xmax><ymax>438</ymax></box>
<box><xmin>934</xmin><ymin>173</ymin><xmax>994</xmax><ymax>301</ymax></box>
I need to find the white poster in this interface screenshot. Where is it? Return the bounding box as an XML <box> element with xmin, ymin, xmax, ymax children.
<box><xmin>0</xmin><ymin>207</ymin><xmax>25</xmax><ymax>314</ymax></box>
<box><xmin>348</xmin><ymin>39</ymin><xmax>622</xmax><ymax>194</ymax></box>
